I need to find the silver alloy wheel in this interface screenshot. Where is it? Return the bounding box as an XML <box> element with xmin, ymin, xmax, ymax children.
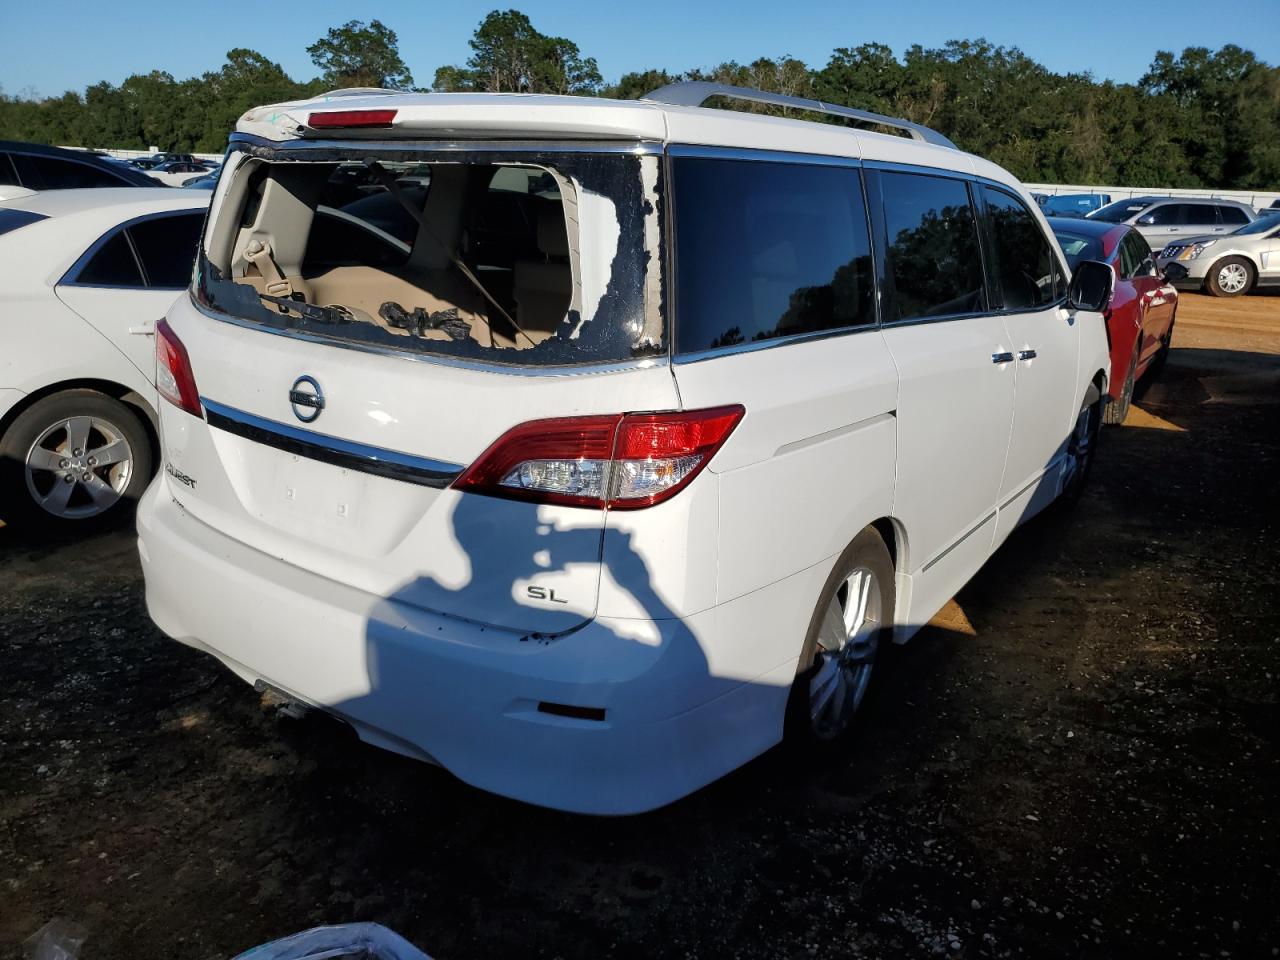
<box><xmin>1218</xmin><ymin>262</ymin><xmax>1249</xmax><ymax>294</ymax></box>
<box><xmin>1062</xmin><ymin>400</ymin><xmax>1096</xmax><ymax>492</ymax></box>
<box><xmin>23</xmin><ymin>416</ymin><xmax>133</xmax><ymax>519</ymax></box>
<box><xmin>809</xmin><ymin>566</ymin><xmax>882</xmax><ymax>739</ymax></box>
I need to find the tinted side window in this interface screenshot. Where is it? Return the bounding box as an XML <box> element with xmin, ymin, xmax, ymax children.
<box><xmin>879</xmin><ymin>171</ymin><xmax>985</xmax><ymax>321</ymax></box>
<box><xmin>1117</xmin><ymin>234</ymin><xmax>1139</xmax><ymax>278</ymax></box>
<box><xmin>673</xmin><ymin>157</ymin><xmax>875</xmax><ymax>352</ymax></box>
<box><xmin>1128</xmin><ymin>232</ymin><xmax>1153</xmax><ymax>271</ymax></box>
<box><xmin>128</xmin><ymin>213</ymin><xmax>204</xmax><ymax>288</ymax></box>
<box><xmin>0</xmin><ymin>153</ymin><xmax>19</xmax><ymax>186</ymax></box>
<box><xmin>1217</xmin><ymin>205</ymin><xmax>1249</xmax><ymax>225</ymax></box>
<box><xmin>24</xmin><ymin>156</ymin><xmax>123</xmax><ymax>189</ymax></box>
<box><xmin>981</xmin><ymin>187</ymin><xmax>1055</xmax><ymax>309</ymax></box>
<box><xmin>1181</xmin><ymin>204</ymin><xmax>1217</xmax><ymax>226</ymax></box>
<box><xmin>75</xmin><ymin>231</ymin><xmax>144</xmax><ymax>286</ymax></box>
<box><xmin>1146</xmin><ymin>204</ymin><xmax>1181</xmax><ymax>225</ymax></box>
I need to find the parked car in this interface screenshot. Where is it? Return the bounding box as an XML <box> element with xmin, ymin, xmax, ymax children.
<box><xmin>144</xmin><ymin>161</ymin><xmax>214</xmax><ymax>187</ymax></box>
<box><xmin>0</xmin><ymin>140</ymin><xmax>156</xmax><ymax>201</ymax></box>
<box><xmin>130</xmin><ymin>157</ymin><xmax>163</xmax><ymax>170</ymax></box>
<box><xmin>1156</xmin><ymin>211</ymin><xmax>1280</xmax><ymax>297</ymax></box>
<box><xmin>1041</xmin><ymin>193</ymin><xmax>1110</xmax><ymax>219</ymax></box>
<box><xmin>150</xmin><ymin>152</ymin><xmax>197</xmax><ymax>165</ymax></box>
<box><xmin>1089</xmin><ymin>196</ymin><xmax>1255</xmax><ymax>248</ymax></box>
<box><xmin>1048</xmin><ymin>217</ymin><xmax>1178</xmax><ymax>423</ymax></box>
<box><xmin>181</xmin><ymin>172</ymin><xmax>220</xmax><ymax>189</ymax></box>
<box><xmin>0</xmin><ymin>188</ymin><xmax>210</xmax><ymax>527</ymax></box>
<box><xmin>137</xmin><ymin>83</ymin><xmax>1113</xmax><ymax>815</ymax></box>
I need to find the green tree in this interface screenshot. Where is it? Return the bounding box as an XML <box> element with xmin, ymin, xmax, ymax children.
<box><xmin>434</xmin><ymin>10</ymin><xmax>602</xmax><ymax>94</ymax></box>
<box><xmin>307</xmin><ymin>19</ymin><xmax>413</xmax><ymax>90</ymax></box>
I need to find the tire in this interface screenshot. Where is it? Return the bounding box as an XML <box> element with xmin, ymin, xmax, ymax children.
<box><xmin>1057</xmin><ymin>382</ymin><xmax>1103</xmax><ymax>509</ymax></box>
<box><xmin>0</xmin><ymin>390</ymin><xmax>153</xmax><ymax>531</ymax></box>
<box><xmin>1205</xmin><ymin>256</ymin><xmax>1254</xmax><ymax>298</ymax></box>
<box><xmin>1103</xmin><ymin>340</ymin><xmax>1139</xmax><ymax>425</ymax></box>
<box><xmin>785</xmin><ymin>527</ymin><xmax>896</xmax><ymax>751</ymax></box>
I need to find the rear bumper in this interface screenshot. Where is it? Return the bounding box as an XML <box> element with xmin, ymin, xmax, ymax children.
<box><xmin>136</xmin><ymin>480</ymin><xmax>793</xmax><ymax>814</ymax></box>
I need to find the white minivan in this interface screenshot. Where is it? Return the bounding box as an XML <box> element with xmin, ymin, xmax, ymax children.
<box><xmin>137</xmin><ymin>84</ymin><xmax>1113</xmax><ymax>814</ymax></box>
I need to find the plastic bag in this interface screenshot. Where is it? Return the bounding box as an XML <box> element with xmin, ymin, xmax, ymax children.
<box><xmin>23</xmin><ymin>919</ymin><xmax>87</xmax><ymax>960</ymax></box>
<box><xmin>232</xmin><ymin>923</ymin><xmax>433</xmax><ymax>960</ymax></box>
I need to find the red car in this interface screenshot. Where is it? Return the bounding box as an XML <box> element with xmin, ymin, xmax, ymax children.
<box><xmin>1048</xmin><ymin>217</ymin><xmax>1178</xmax><ymax>424</ymax></box>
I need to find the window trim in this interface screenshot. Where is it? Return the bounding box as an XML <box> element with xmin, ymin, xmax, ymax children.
<box><xmin>60</xmin><ymin>208</ymin><xmax>206</xmax><ymax>290</ymax></box>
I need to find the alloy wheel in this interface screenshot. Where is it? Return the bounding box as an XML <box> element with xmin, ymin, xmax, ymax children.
<box><xmin>23</xmin><ymin>416</ymin><xmax>134</xmax><ymax>520</ymax></box>
<box><xmin>809</xmin><ymin>566</ymin><xmax>882</xmax><ymax>739</ymax></box>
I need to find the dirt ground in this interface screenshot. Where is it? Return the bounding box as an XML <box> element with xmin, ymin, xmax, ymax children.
<box><xmin>1</xmin><ymin>292</ymin><xmax>1277</xmax><ymax>960</ymax></box>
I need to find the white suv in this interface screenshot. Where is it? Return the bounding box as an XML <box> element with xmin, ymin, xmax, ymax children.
<box><xmin>137</xmin><ymin>84</ymin><xmax>1113</xmax><ymax>814</ymax></box>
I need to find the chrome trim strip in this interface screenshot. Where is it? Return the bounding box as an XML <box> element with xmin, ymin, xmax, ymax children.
<box><xmin>189</xmin><ymin>293</ymin><xmax>668</xmax><ymax>379</ymax></box>
<box><xmin>922</xmin><ymin>511</ymin><xmax>996</xmax><ymax>573</ymax></box>
<box><xmin>228</xmin><ymin>133</ymin><xmax>663</xmax><ymax>155</ymax></box>
<box><xmin>667</xmin><ymin>144</ymin><xmax>863</xmax><ymax>168</ymax></box>
<box><xmin>673</xmin><ymin>322</ymin><xmax>879</xmax><ymax>365</ymax></box>
<box><xmin>773</xmin><ymin>411</ymin><xmax>895</xmax><ymax>457</ymax></box>
<box><xmin>201</xmin><ymin>397</ymin><xmax>463</xmax><ymax>488</ymax></box>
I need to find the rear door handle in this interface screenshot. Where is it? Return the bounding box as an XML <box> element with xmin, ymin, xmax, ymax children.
<box><xmin>992</xmin><ymin>351</ymin><xmax>1015</xmax><ymax>364</ymax></box>
<box><xmin>1017</xmin><ymin>349</ymin><xmax>1037</xmax><ymax>361</ymax></box>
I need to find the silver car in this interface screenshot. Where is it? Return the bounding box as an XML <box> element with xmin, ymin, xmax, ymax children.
<box><xmin>1156</xmin><ymin>212</ymin><xmax>1280</xmax><ymax>297</ymax></box>
<box><xmin>1089</xmin><ymin>196</ymin><xmax>1256</xmax><ymax>250</ymax></box>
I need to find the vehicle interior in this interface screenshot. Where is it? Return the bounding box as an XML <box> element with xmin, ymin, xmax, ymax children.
<box><xmin>210</xmin><ymin>158</ymin><xmax>578</xmax><ymax>352</ymax></box>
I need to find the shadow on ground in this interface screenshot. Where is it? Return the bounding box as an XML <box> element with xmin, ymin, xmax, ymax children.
<box><xmin>1</xmin><ymin>339</ymin><xmax>1277</xmax><ymax>959</ymax></box>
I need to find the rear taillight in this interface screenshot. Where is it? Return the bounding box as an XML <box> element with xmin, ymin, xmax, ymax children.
<box><xmin>155</xmin><ymin>318</ymin><xmax>202</xmax><ymax>417</ymax></box>
<box><xmin>308</xmin><ymin>109</ymin><xmax>398</xmax><ymax>129</ymax></box>
<box><xmin>453</xmin><ymin>406</ymin><xmax>745</xmax><ymax>510</ymax></box>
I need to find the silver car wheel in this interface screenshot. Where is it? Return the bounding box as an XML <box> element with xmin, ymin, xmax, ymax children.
<box><xmin>809</xmin><ymin>566</ymin><xmax>882</xmax><ymax>740</ymax></box>
<box><xmin>24</xmin><ymin>416</ymin><xmax>134</xmax><ymax>519</ymax></box>
<box><xmin>1218</xmin><ymin>262</ymin><xmax>1249</xmax><ymax>294</ymax></box>
<box><xmin>1062</xmin><ymin>398</ymin><xmax>1096</xmax><ymax>493</ymax></box>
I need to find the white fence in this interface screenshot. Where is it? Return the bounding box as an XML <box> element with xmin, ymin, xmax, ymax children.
<box><xmin>1025</xmin><ymin>182</ymin><xmax>1280</xmax><ymax>210</ymax></box>
<box><xmin>59</xmin><ymin>145</ymin><xmax>223</xmax><ymax>164</ymax></box>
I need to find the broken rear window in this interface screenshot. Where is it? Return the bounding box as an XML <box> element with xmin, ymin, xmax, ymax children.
<box><xmin>196</xmin><ymin>145</ymin><xmax>664</xmax><ymax>368</ymax></box>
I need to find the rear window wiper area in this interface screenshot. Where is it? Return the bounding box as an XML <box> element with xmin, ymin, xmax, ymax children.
<box><xmin>257</xmin><ymin>290</ymin><xmax>354</xmax><ymax>326</ymax></box>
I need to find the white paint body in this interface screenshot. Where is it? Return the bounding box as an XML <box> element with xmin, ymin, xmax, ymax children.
<box><xmin>137</xmin><ymin>92</ymin><xmax>1111</xmax><ymax>814</ymax></box>
<box><xmin>0</xmin><ymin>188</ymin><xmax>209</xmax><ymax>431</ymax></box>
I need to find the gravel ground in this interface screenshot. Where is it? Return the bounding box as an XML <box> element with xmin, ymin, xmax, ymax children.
<box><xmin>1</xmin><ymin>292</ymin><xmax>1277</xmax><ymax>960</ymax></box>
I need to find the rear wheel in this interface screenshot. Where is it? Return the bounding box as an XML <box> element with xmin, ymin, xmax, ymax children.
<box><xmin>1104</xmin><ymin>340</ymin><xmax>1140</xmax><ymax>425</ymax></box>
<box><xmin>1058</xmin><ymin>383</ymin><xmax>1103</xmax><ymax>508</ymax></box>
<box><xmin>0</xmin><ymin>390</ymin><xmax>153</xmax><ymax>531</ymax></box>
<box><xmin>786</xmin><ymin>527</ymin><xmax>895</xmax><ymax>748</ymax></box>
<box><xmin>1205</xmin><ymin>257</ymin><xmax>1254</xmax><ymax>297</ymax></box>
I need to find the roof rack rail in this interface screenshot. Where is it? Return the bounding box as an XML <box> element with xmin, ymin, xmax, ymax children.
<box><xmin>641</xmin><ymin>81</ymin><xmax>958</xmax><ymax>150</ymax></box>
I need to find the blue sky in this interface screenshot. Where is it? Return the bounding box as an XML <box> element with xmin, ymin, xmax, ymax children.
<box><xmin>3</xmin><ymin>0</ymin><xmax>1279</xmax><ymax>98</ymax></box>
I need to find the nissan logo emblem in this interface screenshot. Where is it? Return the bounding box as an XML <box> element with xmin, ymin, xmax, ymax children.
<box><xmin>289</xmin><ymin>375</ymin><xmax>324</xmax><ymax>423</ymax></box>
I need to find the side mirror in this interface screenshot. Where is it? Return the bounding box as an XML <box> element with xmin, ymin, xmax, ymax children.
<box><xmin>1068</xmin><ymin>260</ymin><xmax>1115</xmax><ymax>313</ymax></box>
<box><xmin>1163</xmin><ymin>262</ymin><xmax>1190</xmax><ymax>283</ymax></box>
<box><xmin>1137</xmin><ymin>214</ymin><xmax>1156</xmax><ymax>225</ymax></box>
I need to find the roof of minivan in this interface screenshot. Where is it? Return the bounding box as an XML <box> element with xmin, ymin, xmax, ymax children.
<box><xmin>235</xmin><ymin>89</ymin><xmax>1012</xmax><ymax>188</ymax></box>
